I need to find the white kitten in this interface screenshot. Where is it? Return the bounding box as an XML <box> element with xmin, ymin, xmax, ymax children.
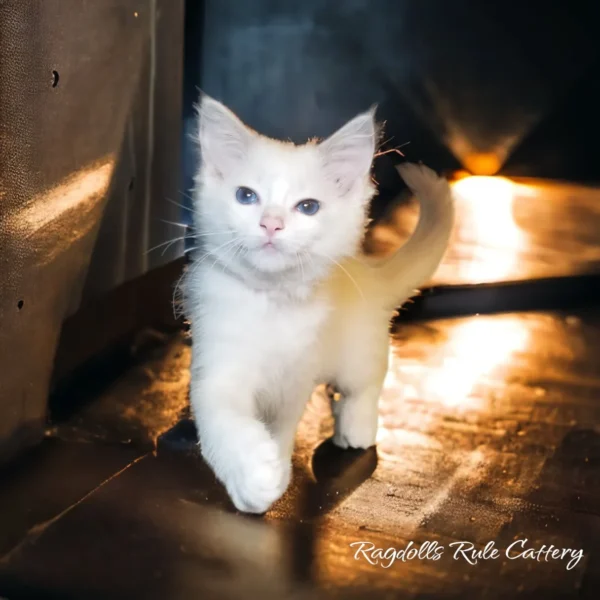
<box><xmin>184</xmin><ymin>95</ymin><xmax>454</xmax><ymax>513</ymax></box>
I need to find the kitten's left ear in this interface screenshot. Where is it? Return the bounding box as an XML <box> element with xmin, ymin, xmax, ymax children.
<box><xmin>318</xmin><ymin>106</ymin><xmax>378</xmax><ymax>195</ymax></box>
<box><xmin>196</xmin><ymin>93</ymin><xmax>255</xmax><ymax>177</ymax></box>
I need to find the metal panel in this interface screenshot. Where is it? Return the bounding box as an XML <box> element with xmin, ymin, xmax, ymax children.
<box><xmin>0</xmin><ymin>0</ymin><xmax>184</xmax><ymax>463</ymax></box>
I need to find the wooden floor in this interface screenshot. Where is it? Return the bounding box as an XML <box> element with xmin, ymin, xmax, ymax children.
<box><xmin>0</xmin><ymin>177</ymin><xmax>599</xmax><ymax>599</ymax></box>
<box><xmin>366</xmin><ymin>176</ymin><xmax>600</xmax><ymax>285</ymax></box>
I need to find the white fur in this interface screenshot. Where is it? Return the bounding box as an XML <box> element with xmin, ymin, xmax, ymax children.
<box><xmin>184</xmin><ymin>95</ymin><xmax>454</xmax><ymax>513</ymax></box>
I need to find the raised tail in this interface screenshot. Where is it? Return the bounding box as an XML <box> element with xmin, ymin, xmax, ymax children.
<box><xmin>374</xmin><ymin>162</ymin><xmax>455</xmax><ymax>306</ymax></box>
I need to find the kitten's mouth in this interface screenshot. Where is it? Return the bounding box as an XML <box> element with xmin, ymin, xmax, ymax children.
<box><xmin>247</xmin><ymin>241</ymin><xmax>294</xmax><ymax>273</ymax></box>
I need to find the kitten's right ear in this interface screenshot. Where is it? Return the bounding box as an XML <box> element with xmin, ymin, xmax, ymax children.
<box><xmin>318</xmin><ymin>106</ymin><xmax>378</xmax><ymax>196</ymax></box>
<box><xmin>196</xmin><ymin>93</ymin><xmax>254</xmax><ymax>177</ymax></box>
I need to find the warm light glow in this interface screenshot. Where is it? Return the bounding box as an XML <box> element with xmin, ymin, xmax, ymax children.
<box><xmin>369</xmin><ymin>316</ymin><xmax>531</xmax><ymax>536</ymax></box>
<box><xmin>382</xmin><ymin>315</ymin><xmax>530</xmax><ymax>413</ymax></box>
<box><xmin>453</xmin><ymin>175</ymin><xmax>516</xmax><ymax>205</ymax></box>
<box><xmin>18</xmin><ymin>159</ymin><xmax>115</xmax><ymax>233</ymax></box>
<box><xmin>8</xmin><ymin>158</ymin><xmax>116</xmax><ymax>265</ymax></box>
<box><xmin>420</xmin><ymin>317</ymin><xmax>530</xmax><ymax>408</ymax></box>
<box><xmin>367</xmin><ymin>175</ymin><xmax>531</xmax><ymax>285</ymax></box>
<box><xmin>450</xmin><ymin>176</ymin><xmax>524</xmax><ymax>282</ymax></box>
<box><xmin>463</xmin><ymin>152</ymin><xmax>501</xmax><ymax>176</ymax></box>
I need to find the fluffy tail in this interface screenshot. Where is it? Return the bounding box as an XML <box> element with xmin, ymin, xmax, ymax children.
<box><xmin>375</xmin><ymin>162</ymin><xmax>455</xmax><ymax>305</ymax></box>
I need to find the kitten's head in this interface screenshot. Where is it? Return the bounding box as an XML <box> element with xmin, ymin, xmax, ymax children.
<box><xmin>194</xmin><ymin>95</ymin><xmax>377</xmax><ymax>281</ymax></box>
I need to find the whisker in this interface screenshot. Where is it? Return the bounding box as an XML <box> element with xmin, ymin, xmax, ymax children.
<box><xmin>145</xmin><ymin>237</ymin><xmax>185</xmax><ymax>255</ymax></box>
<box><xmin>194</xmin><ymin>230</ymin><xmax>235</xmax><ymax>237</ymax></box>
<box><xmin>159</xmin><ymin>219</ymin><xmax>191</xmax><ymax>228</ymax></box>
<box><xmin>162</xmin><ymin>240</ymin><xmax>179</xmax><ymax>257</ymax></box>
<box><xmin>303</xmin><ymin>252</ymin><xmax>315</xmax><ymax>273</ymax></box>
<box><xmin>194</xmin><ymin>237</ymin><xmax>242</xmax><ymax>268</ymax></box>
<box><xmin>296</xmin><ymin>251</ymin><xmax>305</xmax><ymax>285</ymax></box>
<box><xmin>173</xmin><ymin>237</ymin><xmax>241</xmax><ymax>314</ymax></box>
<box><xmin>316</xmin><ymin>252</ymin><xmax>365</xmax><ymax>300</ymax></box>
<box><xmin>178</xmin><ymin>189</ymin><xmax>195</xmax><ymax>203</ymax></box>
<box><xmin>146</xmin><ymin>230</ymin><xmax>234</xmax><ymax>256</ymax></box>
<box><xmin>231</xmin><ymin>240</ymin><xmax>246</xmax><ymax>264</ymax></box>
<box><xmin>172</xmin><ymin>267</ymin><xmax>189</xmax><ymax>320</ymax></box>
<box><xmin>219</xmin><ymin>240</ymin><xmax>244</xmax><ymax>274</ymax></box>
<box><xmin>208</xmin><ymin>237</ymin><xmax>243</xmax><ymax>272</ymax></box>
<box><xmin>165</xmin><ymin>197</ymin><xmax>194</xmax><ymax>213</ymax></box>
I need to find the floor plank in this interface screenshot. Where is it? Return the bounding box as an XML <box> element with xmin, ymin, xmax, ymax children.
<box><xmin>1</xmin><ymin>308</ymin><xmax>599</xmax><ymax>598</ymax></box>
<box><xmin>366</xmin><ymin>177</ymin><xmax>600</xmax><ymax>285</ymax></box>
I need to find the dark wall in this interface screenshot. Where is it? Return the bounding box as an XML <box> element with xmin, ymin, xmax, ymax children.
<box><xmin>183</xmin><ymin>0</ymin><xmax>600</xmax><ymax>220</ymax></box>
<box><xmin>0</xmin><ymin>0</ymin><xmax>184</xmax><ymax>465</ymax></box>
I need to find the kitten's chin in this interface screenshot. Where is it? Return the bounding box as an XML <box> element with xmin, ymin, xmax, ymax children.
<box><xmin>246</xmin><ymin>247</ymin><xmax>295</xmax><ymax>274</ymax></box>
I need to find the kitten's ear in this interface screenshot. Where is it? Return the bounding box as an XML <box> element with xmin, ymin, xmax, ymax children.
<box><xmin>318</xmin><ymin>106</ymin><xmax>377</xmax><ymax>195</ymax></box>
<box><xmin>196</xmin><ymin>93</ymin><xmax>254</xmax><ymax>177</ymax></box>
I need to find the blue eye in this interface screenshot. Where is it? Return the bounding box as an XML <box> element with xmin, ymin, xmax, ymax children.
<box><xmin>296</xmin><ymin>199</ymin><xmax>320</xmax><ymax>216</ymax></box>
<box><xmin>236</xmin><ymin>187</ymin><xmax>259</xmax><ymax>205</ymax></box>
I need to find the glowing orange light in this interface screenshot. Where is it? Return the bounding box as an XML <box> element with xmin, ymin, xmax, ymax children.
<box><xmin>463</xmin><ymin>152</ymin><xmax>501</xmax><ymax>176</ymax></box>
<box><xmin>449</xmin><ymin>176</ymin><xmax>524</xmax><ymax>282</ymax></box>
<box><xmin>381</xmin><ymin>316</ymin><xmax>530</xmax><ymax>419</ymax></box>
<box><xmin>453</xmin><ymin>175</ymin><xmax>515</xmax><ymax>204</ymax></box>
<box><xmin>419</xmin><ymin>317</ymin><xmax>530</xmax><ymax>408</ymax></box>
<box><xmin>450</xmin><ymin>169</ymin><xmax>471</xmax><ymax>182</ymax></box>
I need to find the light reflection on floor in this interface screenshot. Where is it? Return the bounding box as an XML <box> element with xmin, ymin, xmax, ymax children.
<box><xmin>448</xmin><ymin>176</ymin><xmax>526</xmax><ymax>282</ymax></box>
<box><xmin>366</xmin><ymin>175</ymin><xmax>600</xmax><ymax>285</ymax></box>
<box><xmin>304</xmin><ymin>310</ymin><xmax>598</xmax><ymax>551</ymax></box>
<box><xmin>17</xmin><ymin>308</ymin><xmax>598</xmax><ymax>598</ymax></box>
<box><xmin>385</xmin><ymin>315</ymin><xmax>531</xmax><ymax>410</ymax></box>
<box><xmin>376</xmin><ymin>314</ymin><xmax>532</xmax><ymax>463</ymax></box>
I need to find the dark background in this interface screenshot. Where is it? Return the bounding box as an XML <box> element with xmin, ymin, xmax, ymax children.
<box><xmin>182</xmin><ymin>0</ymin><xmax>600</xmax><ymax>221</ymax></box>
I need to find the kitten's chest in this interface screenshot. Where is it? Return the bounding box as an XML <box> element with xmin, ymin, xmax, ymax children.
<box><xmin>196</xmin><ymin>273</ymin><xmax>331</xmax><ymax>375</ymax></box>
<box><xmin>249</xmin><ymin>299</ymin><xmax>328</xmax><ymax>362</ymax></box>
<box><xmin>225</xmin><ymin>296</ymin><xmax>328</xmax><ymax>374</ymax></box>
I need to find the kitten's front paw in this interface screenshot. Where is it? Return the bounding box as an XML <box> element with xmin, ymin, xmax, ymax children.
<box><xmin>332</xmin><ymin>398</ymin><xmax>378</xmax><ymax>450</ymax></box>
<box><xmin>223</xmin><ymin>438</ymin><xmax>291</xmax><ymax>514</ymax></box>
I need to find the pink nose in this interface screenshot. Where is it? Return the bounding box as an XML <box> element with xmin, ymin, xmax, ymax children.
<box><xmin>260</xmin><ymin>215</ymin><xmax>285</xmax><ymax>237</ymax></box>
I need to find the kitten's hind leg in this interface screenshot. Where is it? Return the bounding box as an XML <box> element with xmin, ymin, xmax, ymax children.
<box><xmin>331</xmin><ymin>339</ymin><xmax>389</xmax><ymax>450</ymax></box>
<box><xmin>331</xmin><ymin>383</ymin><xmax>383</xmax><ymax>449</ymax></box>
